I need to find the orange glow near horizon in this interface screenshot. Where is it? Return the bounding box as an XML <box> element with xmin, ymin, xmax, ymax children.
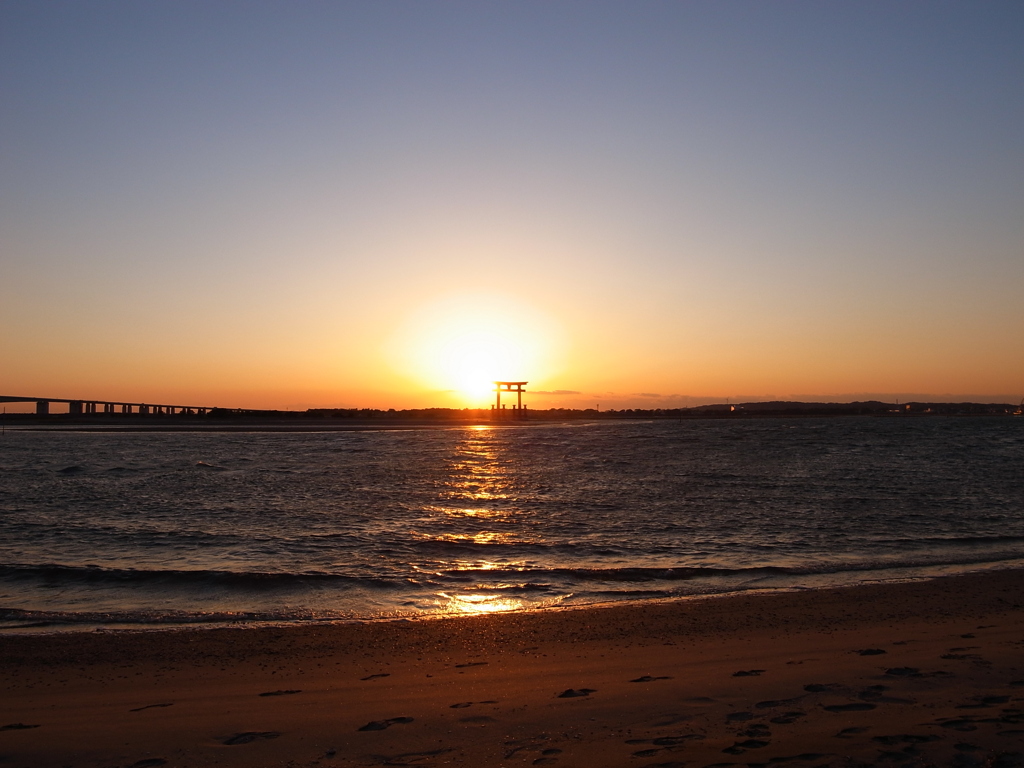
<box><xmin>389</xmin><ymin>294</ymin><xmax>563</xmax><ymax>408</ymax></box>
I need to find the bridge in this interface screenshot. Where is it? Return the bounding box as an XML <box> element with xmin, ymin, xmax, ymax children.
<box><xmin>0</xmin><ymin>394</ymin><xmax>223</xmax><ymax>416</ymax></box>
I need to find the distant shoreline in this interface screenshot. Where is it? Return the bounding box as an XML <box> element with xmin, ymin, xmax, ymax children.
<box><xmin>1</xmin><ymin>398</ymin><xmax>1019</xmax><ymax>430</ymax></box>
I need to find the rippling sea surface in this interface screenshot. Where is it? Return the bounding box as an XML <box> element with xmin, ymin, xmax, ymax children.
<box><xmin>1</xmin><ymin>417</ymin><xmax>1022</xmax><ymax>631</ymax></box>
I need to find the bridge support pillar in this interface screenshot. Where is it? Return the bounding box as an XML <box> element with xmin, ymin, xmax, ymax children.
<box><xmin>36</xmin><ymin>401</ymin><xmax>49</xmax><ymax>415</ymax></box>
<box><xmin>69</xmin><ymin>401</ymin><xmax>83</xmax><ymax>415</ymax></box>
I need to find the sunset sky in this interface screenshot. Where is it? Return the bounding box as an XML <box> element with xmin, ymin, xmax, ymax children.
<box><xmin>2</xmin><ymin>1</ymin><xmax>1022</xmax><ymax>411</ymax></box>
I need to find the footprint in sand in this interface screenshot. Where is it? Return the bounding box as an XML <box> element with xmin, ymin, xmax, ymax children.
<box><xmin>557</xmin><ymin>688</ymin><xmax>596</xmax><ymax>698</ymax></box>
<box><xmin>835</xmin><ymin>726</ymin><xmax>869</xmax><ymax>738</ymax></box>
<box><xmin>130</xmin><ymin>759</ymin><xmax>167</xmax><ymax>768</ymax></box>
<box><xmin>358</xmin><ymin>717</ymin><xmax>414</xmax><ymax>732</ymax></box>
<box><xmin>935</xmin><ymin>717</ymin><xmax>979</xmax><ymax>732</ymax></box>
<box><xmin>858</xmin><ymin>685</ymin><xmax>915</xmax><ymax>704</ymax></box>
<box><xmin>259</xmin><ymin>689</ymin><xmax>302</xmax><ymax>697</ymax></box>
<box><xmin>632</xmin><ymin>748</ymin><xmax>662</xmax><ymax>757</ymax></box>
<box><xmin>451</xmin><ymin>698</ymin><xmax>498</xmax><ymax>708</ymax></box>
<box><xmin>222</xmin><ymin>732</ymin><xmax>280</xmax><ymax>745</ymax></box>
<box><xmin>130</xmin><ymin>703</ymin><xmax>173</xmax><ymax>712</ymax></box>
<box><xmin>804</xmin><ymin>683</ymin><xmax>842</xmax><ymax>693</ymax></box>
<box><xmin>855</xmin><ymin>648</ymin><xmax>886</xmax><ymax>656</ymax></box>
<box><xmin>872</xmin><ymin>734</ymin><xmax>940</xmax><ymax>745</ymax></box>
<box><xmin>755</xmin><ymin>697</ymin><xmax>803</xmax><ymax>709</ymax></box>
<box><xmin>955</xmin><ymin>695</ymin><xmax>1011</xmax><ymax>709</ymax></box>
<box><xmin>732</xmin><ymin>669</ymin><xmax>765</xmax><ymax>677</ymax></box>
<box><xmin>722</xmin><ymin>738</ymin><xmax>770</xmax><ymax>754</ymax></box>
<box><xmin>626</xmin><ymin>735</ymin><xmax>703</xmax><ymax>747</ymax></box>
<box><xmin>361</xmin><ymin>673</ymin><xmax>390</xmax><ymax>681</ymax></box>
<box><xmin>765</xmin><ymin>753</ymin><xmax>827</xmax><ymax>763</ymax></box>
<box><xmin>504</xmin><ymin>736</ymin><xmax>553</xmax><ymax>759</ymax></box>
<box><xmin>0</xmin><ymin>723</ymin><xmax>40</xmax><ymax>731</ymax></box>
<box><xmin>459</xmin><ymin>715</ymin><xmax>495</xmax><ymax>724</ymax></box>
<box><xmin>884</xmin><ymin>667</ymin><xmax>922</xmax><ymax>677</ymax></box>
<box><xmin>455</xmin><ymin>662</ymin><xmax>488</xmax><ymax>668</ymax></box>
<box><xmin>770</xmin><ymin>711</ymin><xmax>807</xmax><ymax>725</ymax></box>
<box><xmin>630</xmin><ymin>675</ymin><xmax>672</xmax><ymax>683</ymax></box>
<box><xmin>942</xmin><ymin>653</ymin><xmax>985</xmax><ymax>661</ymax></box>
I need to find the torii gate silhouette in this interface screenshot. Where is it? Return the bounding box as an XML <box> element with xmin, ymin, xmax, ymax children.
<box><xmin>492</xmin><ymin>381</ymin><xmax>527</xmax><ymax>420</ymax></box>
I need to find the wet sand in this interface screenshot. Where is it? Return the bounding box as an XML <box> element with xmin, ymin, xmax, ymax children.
<box><xmin>2</xmin><ymin>570</ymin><xmax>1023</xmax><ymax>767</ymax></box>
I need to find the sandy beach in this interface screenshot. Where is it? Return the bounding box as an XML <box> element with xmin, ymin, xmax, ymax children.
<box><xmin>2</xmin><ymin>570</ymin><xmax>1023</xmax><ymax>768</ymax></box>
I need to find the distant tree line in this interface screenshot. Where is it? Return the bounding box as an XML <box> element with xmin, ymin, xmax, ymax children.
<box><xmin>241</xmin><ymin>400</ymin><xmax>1018</xmax><ymax>419</ymax></box>
<box><xmin>8</xmin><ymin>400</ymin><xmax>1019</xmax><ymax>422</ymax></box>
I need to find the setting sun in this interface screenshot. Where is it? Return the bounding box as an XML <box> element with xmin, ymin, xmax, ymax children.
<box><xmin>390</xmin><ymin>294</ymin><xmax>562</xmax><ymax>406</ymax></box>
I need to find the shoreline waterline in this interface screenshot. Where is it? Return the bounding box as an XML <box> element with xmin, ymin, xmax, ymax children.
<box><xmin>4</xmin><ymin>560</ymin><xmax>1023</xmax><ymax>636</ymax></box>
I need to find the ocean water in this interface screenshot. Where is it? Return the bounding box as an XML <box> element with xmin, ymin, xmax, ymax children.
<box><xmin>0</xmin><ymin>417</ymin><xmax>1022</xmax><ymax>632</ymax></box>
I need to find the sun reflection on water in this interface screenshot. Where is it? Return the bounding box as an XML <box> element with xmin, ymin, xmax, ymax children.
<box><xmin>442</xmin><ymin>435</ymin><xmax>516</xmax><ymax>504</ymax></box>
<box><xmin>440</xmin><ymin>592</ymin><xmax>522</xmax><ymax>615</ymax></box>
<box><xmin>422</xmin><ymin>505</ymin><xmax>515</xmax><ymax>520</ymax></box>
<box><xmin>431</xmin><ymin>531</ymin><xmax>517</xmax><ymax>545</ymax></box>
<box><xmin>423</xmin><ymin>430</ymin><xmax>535</xmax><ymax>613</ymax></box>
